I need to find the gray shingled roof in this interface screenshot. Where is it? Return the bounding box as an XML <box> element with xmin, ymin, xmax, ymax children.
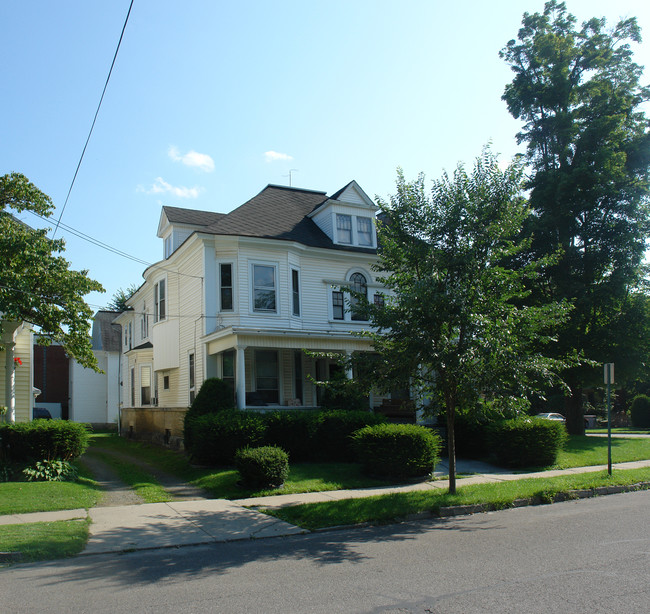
<box><xmin>204</xmin><ymin>185</ymin><xmax>376</xmax><ymax>253</ymax></box>
<box><xmin>91</xmin><ymin>311</ymin><xmax>122</xmax><ymax>352</ymax></box>
<box><xmin>161</xmin><ymin>184</ymin><xmax>378</xmax><ymax>254</ymax></box>
<box><xmin>162</xmin><ymin>206</ymin><xmax>225</xmax><ymax>227</ymax></box>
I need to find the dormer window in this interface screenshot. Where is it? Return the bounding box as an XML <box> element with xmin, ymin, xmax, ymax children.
<box><xmin>357</xmin><ymin>217</ymin><xmax>373</xmax><ymax>246</ymax></box>
<box><xmin>164</xmin><ymin>235</ymin><xmax>172</xmax><ymax>259</ymax></box>
<box><xmin>336</xmin><ymin>214</ymin><xmax>352</xmax><ymax>244</ymax></box>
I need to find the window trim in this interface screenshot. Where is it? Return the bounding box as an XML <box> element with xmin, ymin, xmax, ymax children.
<box><xmin>219</xmin><ymin>262</ymin><xmax>234</xmax><ymax>312</ymax></box>
<box><xmin>154</xmin><ymin>277</ymin><xmax>167</xmax><ymax>323</ymax></box>
<box><xmin>291</xmin><ymin>268</ymin><xmax>301</xmax><ymax>317</ymax></box>
<box><xmin>250</xmin><ymin>261</ymin><xmax>278</xmax><ymax>314</ymax></box>
<box><xmin>140</xmin><ymin>365</ymin><xmax>152</xmax><ymax>406</ymax></box>
<box><xmin>188</xmin><ymin>352</ymin><xmax>196</xmax><ymax>405</ymax></box>
<box><xmin>336</xmin><ymin>213</ymin><xmax>353</xmax><ymax>244</ymax></box>
<box><xmin>164</xmin><ymin>234</ymin><xmax>173</xmax><ymax>259</ymax></box>
<box><xmin>357</xmin><ymin>216</ymin><xmax>374</xmax><ymax>247</ymax></box>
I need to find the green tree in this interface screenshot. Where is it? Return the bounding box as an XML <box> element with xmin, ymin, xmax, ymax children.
<box><xmin>363</xmin><ymin>151</ymin><xmax>571</xmax><ymax>493</ymax></box>
<box><xmin>106</xmin><ymin>284</ymin><xmax>138</xmax><ymax>312</ymax></box>
<box><xmin>501</xmin><ymin>1</ymin><xmax>650</xmax><ymax>434</ymax></box>
<box><xmin>0</xmin><ymin>173</ymin><xmax>103</xmax><ymax>369</ymax></box>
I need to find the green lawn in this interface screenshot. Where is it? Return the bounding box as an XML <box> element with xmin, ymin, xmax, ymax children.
<box><xmin>269</xmin><ymin>467</ymin><xmax>650</xmax><ymax>530</ymax></box>
<box><xmin>586</xmin><ymin>428</ymin><xmax>650</xmax><ymax>434</ymax></box>
<box><xmin>0</xmin><ymin>476</ymin><xmax>100</xmax><ymax>516</ymax></box>
<box><xmin>554</xmin><ymin>435</ymin><xmax>650</xmax><ymax>469</ymax></box>
<box><xmin>0</xmin><ymin>520</ymin><xmax>89</xmax><ymax>566</ymax></box>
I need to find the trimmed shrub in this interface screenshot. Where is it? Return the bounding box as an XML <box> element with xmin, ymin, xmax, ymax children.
<box><xmin>184</xmin><ymin>410</ymin><xmax>266</xmax><ymax>465</ymax></box>
<box><xmin>630</xmin><ymin>395</ymin><xmax>650</xmax><ymax>428</ymax></box>
<box><xmin>235</xmin><ymin>446</ymin><xmax>289</xmax><ymax>488</ymax></box>
<box><xmin>0</xmin><ymin>420</ymin><xmax>90</xmax><ymax>462</ymax></box>
<box><xmin>313</xmin><ymin>410</ymin><xmax>386</xmax><ymax>461</ymax></box>
<box><xmin>183</xmin><ymin>378</ymin><xmax>236</xmax><ymax>451</ymax></box>
<box><xmin>187</xmin><ymin>378</ymin><xmax>235</xmax><ymax>417</ymax></box>
<box><xmin>319</xmin><ymin>378</ymin><xmax>369</xmax><ymax>412</ymax></box>
<box><xmin>263</xmin><ymin>410</ymin><xmax>318</xmax><ymax>461</ymax></box>
<box><xmin>489</xmin><ymin>418</ymin><xmax>567</xmax><ymax>468</ymax></box>
<box><xmin>352</xmin><ymin>423</ymin><xmax>442</xmax><ymax>478</ymax></box>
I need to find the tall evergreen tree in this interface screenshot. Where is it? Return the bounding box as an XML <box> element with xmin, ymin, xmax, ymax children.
<box><xmin>501</xmin><ymin>1</ymin><xmax>650</xmax><ymax>433</ymax></box>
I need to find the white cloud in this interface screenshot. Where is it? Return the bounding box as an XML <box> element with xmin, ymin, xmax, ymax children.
<box><xmin>264</xmin><ymin>150</ymin><xmax>294</xmax><ymax>163</ymax></box>
<box><xmin>168</xmin><ymin>146</ymin><xmax>215</xmax><ymax>172</ymax></box>
<box><xmin>144</xmin><ymin>177</ymin><xmax>202</xmax><ymax>199</ymax></box>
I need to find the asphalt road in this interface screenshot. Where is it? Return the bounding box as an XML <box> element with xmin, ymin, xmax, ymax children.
<box><xmin>1</xmin><ymin>490</ymin><xmax>649</xmax><ymax>613</ymax></box>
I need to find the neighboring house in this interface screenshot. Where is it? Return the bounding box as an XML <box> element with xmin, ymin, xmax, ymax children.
<box><xmin>116</xmin><ymin>181</ymin><xmax>392</xmax><ymax>443</ymax></box>
<box><xmin>1</xmin><ymin>319</ymin><xmax>34</xmax><ymax>423</ymax></box>
<box><xmin>68</xmin><ymin>310</ymin><xmax>122</xmax><ymax>427</ymax></box>
<box><xmin>33</xmin><ymin>311</ymin><xmax>122</xmax><ymax>428</ymax></box>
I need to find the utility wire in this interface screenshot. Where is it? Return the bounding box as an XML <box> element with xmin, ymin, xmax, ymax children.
<box><xmin>53</xmin><ymin>0</ymin><xmax>135</xmax><ymax>237</ymax></box>
<box><xmin>27</xmin><ymin>210</ymin><xmax>204</xmax><ymax>281</ymax></box>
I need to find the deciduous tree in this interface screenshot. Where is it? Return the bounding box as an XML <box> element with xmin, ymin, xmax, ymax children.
<box><xmin>501</xmin><ymin>1</ymin><xmax>650</xmax><ymax>434</ymax></box>
<box><xmin>363</xmin><ymin>151</ymin><xmax>570</xmax><ymax>493</ymax></box>
<box><xmin>0</xmin><ymin>173</ymin><xmax>103</xmax><ymax>369</ymax></box>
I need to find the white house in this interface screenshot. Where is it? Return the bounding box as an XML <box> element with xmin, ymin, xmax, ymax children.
<box><xmin>116</xmin><ymin>181</ymin><xmax>397</xmax><ymax>441</ymax></box>
<box><xmin>68</xmin><ymin>311</ymin><xmax>122</xmax><ymax>427</ymax></box>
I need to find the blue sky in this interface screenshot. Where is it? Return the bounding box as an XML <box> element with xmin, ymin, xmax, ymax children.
<box><xmin>2</xmin><ymin>0</ymin><xmax>649</xmax><ymax>311</ymax></box>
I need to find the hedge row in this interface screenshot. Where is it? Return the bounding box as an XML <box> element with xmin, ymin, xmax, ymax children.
<box><xmin>0</xmin><ymin>420</ymin><xmax>90</xmax><ymax>462</ymax></box>
<box><xmin>184</xmin><ymin>409</ymin><xmax>386</xmax><ymax>466</ymax></box>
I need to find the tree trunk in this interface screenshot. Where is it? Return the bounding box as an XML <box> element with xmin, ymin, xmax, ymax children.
<box><xmin>446</xmin><ymin>401</ymin><xmax>456</xmax><ymax>494</ymax></box>
<box><xmin>565</xmin><ymin>384</ymin><xmax>585</xmax><ymax>435</ymax></box>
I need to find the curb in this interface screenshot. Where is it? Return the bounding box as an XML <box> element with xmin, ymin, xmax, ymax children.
<box><xmin>311</xmin><ymin>481</ymin><xmax>650</xmax><ymax>532</ymax></box>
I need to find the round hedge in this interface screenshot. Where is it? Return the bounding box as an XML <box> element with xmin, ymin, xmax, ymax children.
<box><xmin>235</xmin><ymin>446</ymin><xmax>289</xmax><ymax>488</ymax></box>
<box><xmin>352</xmin><ymin>423</ymin><xmax>442</xmax><ymax>478</ymax></box>
<box><xmin>630</xmin><ymin>395</ymin><xmax>650</xmax><ymax>428</ymax></box>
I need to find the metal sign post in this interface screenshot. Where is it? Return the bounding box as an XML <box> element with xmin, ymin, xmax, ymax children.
<box><xmin>604</xmin><ymin>363</ymin><xmax>614</xmax><ymax>476</ymax></box>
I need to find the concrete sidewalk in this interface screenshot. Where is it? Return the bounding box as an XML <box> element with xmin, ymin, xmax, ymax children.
<box><xmin>2</xmin><ymin>459</ymin><xmax>649</xmax><ymax>556</ymax></box>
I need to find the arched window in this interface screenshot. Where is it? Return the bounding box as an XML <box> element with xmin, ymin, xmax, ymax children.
<box><xmin>349</xmin><ymin>272</ymin><xmax>367</xmax><ymax>321</ymax></box>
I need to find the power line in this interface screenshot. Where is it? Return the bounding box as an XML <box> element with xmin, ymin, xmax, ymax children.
<box><xmin>26</xmin><ymin>210</ymin><xmax>204</xmax><ymax>281</ymax></box>
<box><xmin>53</xmin><ymin>0</ymin><xmax>135</xmax><ymax>237</ymax></box>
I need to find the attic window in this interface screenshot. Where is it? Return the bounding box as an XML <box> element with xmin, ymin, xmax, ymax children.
<box><xmin>164</xmin><ymin>235</ymin><xmax>173</xmax><ymax>259</ymax></box>
<box><xmin>336</xmin><ymin>214</ymin><xmax>352</xmax><ymax>244</ymax></box>
<box><xmin>357</xmin><ymin>217</ymin><xmax>373</xmax><ymax>246</ymax></box>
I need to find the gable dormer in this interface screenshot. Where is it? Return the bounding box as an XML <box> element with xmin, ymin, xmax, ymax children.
<box><xmin>157</xmin><ymin>206</ymin><xmax>225</xmax><ymax>259</ymax></box>
<box><xmin>308</xmin><ymin>181</ymin><xmax>378</xmax><ymax>249</ymax></box>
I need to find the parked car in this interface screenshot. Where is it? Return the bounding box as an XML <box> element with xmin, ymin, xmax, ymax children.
<box><xmin>535</xmin><ymin>412</ymin><xmax>566</xmax><ymax>423</ymax></box>
<box><xmin>33</xmin><ymin>407</ymin><xmax>52</xmax><ymax>420</ymax></box>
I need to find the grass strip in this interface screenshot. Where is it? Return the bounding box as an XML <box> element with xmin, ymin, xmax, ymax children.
<box><xmin>0</xmin><ymin>519</ymin><xmax>89</xmax><ymax>566</ymax></box>
<box><xmin>0</xmin><ymin>476</ymin><xmax>100</xmax><ymax>516</ymax></box>
<box><xmin>267</xmin><ymin>467</ymin><xmax>650</xmax><ymax>531</ymax></box>
<box><xmin>85</xmin><ymin>450</ymin><xmax>172</xmax><ymax>503</ymax></box>
<box><xmin>554</xmin><ymin>436</ymin><xmax>650</xmax><ymax>469</ymax></box>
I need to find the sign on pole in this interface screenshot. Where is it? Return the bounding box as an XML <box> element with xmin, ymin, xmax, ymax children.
<box><xmin>604</xmin><ymin>363</ymin><xmax>614</xmax><ymax>385</ymax></box>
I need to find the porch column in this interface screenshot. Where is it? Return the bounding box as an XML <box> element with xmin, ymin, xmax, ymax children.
<box><xmin>345</xmin><ymin>350</ymin><xmax>353</xmax><ymax>379</ymax></box>
<box><xmin>235</xmin><ymin>345</ymin><xmax>247</xmax><ymax>410</ymax></box>
<box><xmin>2</xmin><ymin>323</ymin><xmax>20</xmax><ymax>423</ymax></box>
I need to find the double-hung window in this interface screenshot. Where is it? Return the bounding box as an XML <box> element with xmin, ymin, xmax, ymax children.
<box><xmin>336</xmin><ymin>214</ymin><xmax>352</xmax><ymax>244</ymax></box>
<box><xmin>220</xmin><ymin>263</ymin><xmax>233</xmax><ymax>311</ymax></box>
<box><xmin>291</xmin><ymin>269</ymin><xmax>300</xmax><ymax>317</ymax></box>
<box><xmin>252</xmin><ymin>264</ymin><xmax>276</xmax><ymax>312</ymax></box>
<box><xmin>141</xmin><ymin>366</ymin><xmax>151</xmax><ymax>405</ymax></box>
<box><xmin>154</xmin><ymin>279</ymin><xmax>166</xmax><ymax>322</ymax></box>
<box><xmin>141</xmin><ymin>303</ymin><xmax>148</xmax><ymax>339</ymax></box>
<box><xmin>332</xmin><ymin>290</ymin><xmax>344</xmax><ymax>320</ymax></box>
<box><xmin>188</xmin><ymin>352</ymin><xmax>195</xmax><ymax>404</ymax></box>
<box><xmin>357</xmin><ymin>217</ymin><xmax>373</xmax><ymax>246</ymax></box>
